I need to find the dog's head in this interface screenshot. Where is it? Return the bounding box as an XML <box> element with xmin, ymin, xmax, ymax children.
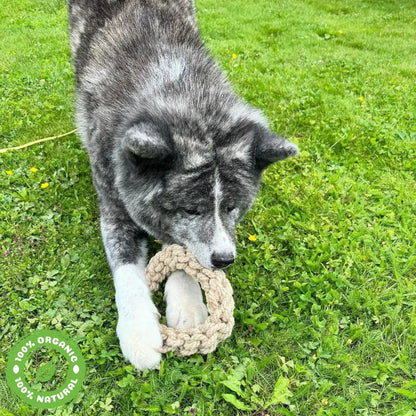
<box><xmin>115</xmin><ymin>108</ymin><xmax>298</xmax><ymax>269</ymax></box>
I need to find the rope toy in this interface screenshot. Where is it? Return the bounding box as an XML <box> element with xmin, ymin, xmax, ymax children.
<box><xmin>145</xmin><ymin>244</ymin><xmax>235</xmax><ymax>356</ymax></box>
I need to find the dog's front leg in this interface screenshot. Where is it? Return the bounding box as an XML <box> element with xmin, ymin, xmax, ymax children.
<box><xmin>101</xmin><ymin>215</ymin><xmax>162</xmax><ymax>370</ymax></box>
<box><xmin>164</xmin><ymin>270</ymin><xmax>208</xmax><ymax>329</ymax></box>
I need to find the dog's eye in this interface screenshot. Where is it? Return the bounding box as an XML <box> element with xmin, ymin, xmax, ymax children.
<box><xmin>226</xmin><ymin>206</ymin><xmax>236</xmax><ymax>214</ymax></box>
<box><xmin>182</xmin><ymin>208</ymin><xmax>201</xmax><ymax>216</ymax></box>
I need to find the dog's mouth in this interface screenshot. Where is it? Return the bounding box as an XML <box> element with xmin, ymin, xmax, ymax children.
<box><xmin>155</xmin><ymin>237</ymin><xmax>235</xmax><ymax>270</ymax></box>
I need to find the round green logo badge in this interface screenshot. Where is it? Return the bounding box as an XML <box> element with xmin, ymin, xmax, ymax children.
<box><xmin>6</xmin><ymin>330</ymin><xmax>86</xmax><ymax>409</ymax></box>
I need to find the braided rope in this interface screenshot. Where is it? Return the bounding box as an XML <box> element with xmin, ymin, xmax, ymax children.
<box><xmin>145</xmin><ymin>245</ymin><xmax>235</xmax><ymax>356</ymax></box>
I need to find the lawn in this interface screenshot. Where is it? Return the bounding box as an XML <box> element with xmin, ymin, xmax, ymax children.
<box><xmin>1</xmin><ymin>0</ymin><xmax>416</xmax><ymax>414</ymax></box>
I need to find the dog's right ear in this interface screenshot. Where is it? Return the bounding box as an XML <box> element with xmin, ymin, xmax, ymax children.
<box><xmin>123</xmin><ymin>122</ymin><xmax>172</xmax><ymax>162</ymax></box>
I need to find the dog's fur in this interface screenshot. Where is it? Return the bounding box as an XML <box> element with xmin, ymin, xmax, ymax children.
<box><xmin>68</xmin><ymin>0</ymin><xmax>298</xmax><ymax>370</ymax></box>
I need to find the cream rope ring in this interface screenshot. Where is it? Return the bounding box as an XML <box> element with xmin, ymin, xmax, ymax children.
<box><xmin>145</xmin><ymin>245</ymin><xmax>235</xmax><ymax>356</ymax></box>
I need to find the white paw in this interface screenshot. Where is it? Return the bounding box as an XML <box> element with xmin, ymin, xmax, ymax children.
<box><xmin>116</xmin><ymin>302</ymin><xmax>162</xmax><ymax>370</ymax></box>
<box><xmin>166</xmin><ymin>298</ymin><xmax>208</xmax><ymax>329</ymax></box>
<box><xmin>164</xmin><ymin>270</ymin><xmax>208</xmax><ymax>330</ymax></box>
<box><xmin>113</xmin><ymin>264</ymin><xmax>162</xmax><ymax>370</ymax></box>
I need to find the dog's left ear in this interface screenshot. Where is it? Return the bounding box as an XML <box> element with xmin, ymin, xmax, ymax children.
<box><xmin>254</xmin><ymin>126</ymin><xmax>299</xmax><ymax>170</ymax></box>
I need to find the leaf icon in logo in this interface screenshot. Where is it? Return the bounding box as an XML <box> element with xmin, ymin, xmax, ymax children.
<box><xmin>36</xmin><ymin>361</ymin><xmax>56</xmax><ymax>383</ymax></box>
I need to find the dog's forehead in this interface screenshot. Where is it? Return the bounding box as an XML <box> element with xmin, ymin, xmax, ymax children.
<box><xmin>172</xmin><ymin>132</ymin><xmax>213</xmax><ymax>170</ymax></box>
<box><xmin>173</xmin><ymin>135</ymin><xmax>254</xmax><ymax>171</ymax></box>
<box><xmin>165</xmin><ymin>156</ymin><xmax>253</xmax><ymax>201</ymax></box>
<box><xmin>164</xmin><ymin>168</ymin><xmax>215</xmax><ymax>208</ymax></box>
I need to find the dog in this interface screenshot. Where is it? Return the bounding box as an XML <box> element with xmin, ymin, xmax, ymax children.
<box><xmin>68</xmin><ymin>0</ymin><xmax>298</xmax><ymax>370</ymax></box>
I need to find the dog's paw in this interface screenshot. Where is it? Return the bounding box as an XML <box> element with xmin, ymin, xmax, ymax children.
<box><xmin>164</xmin><ymin>270</ymin><xmax>208</xmax><ymax>329</ymax></box>
<box><xmin>116</xmin><ymin>303</ymin><xmax>162</xmax><ymax>370</ymax></box>
<box><xmin>166</xmin><ymin>297</ymin><xmax>208</xmax><ymax>329</ymax></box>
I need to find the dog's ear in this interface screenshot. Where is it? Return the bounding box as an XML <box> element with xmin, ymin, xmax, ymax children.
<box><xmin>254</xmin><ymin>126</ymin><xmax>299</xmax><ymax>170</ymax></box>
<box><xmin>123</xmin><ymin>122</ymin><xmax>172</xmax><ymax>161</ymax></box>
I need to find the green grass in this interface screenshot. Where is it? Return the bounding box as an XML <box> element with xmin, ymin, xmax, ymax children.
<box><xmin>1</xmin><ymin>0</ymin><xmax>416</xmax><ymax>414</ymax></box>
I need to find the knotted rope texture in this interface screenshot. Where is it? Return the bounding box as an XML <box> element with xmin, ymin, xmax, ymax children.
<box><xmin>145</xmin><ymin>245</ymin><xmax>235</xmax><ymax>356</ymax></box>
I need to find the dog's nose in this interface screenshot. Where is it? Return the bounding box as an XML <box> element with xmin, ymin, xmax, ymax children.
<box><xmin>211</xmin><ymin>252</ymin><xmax>235</xmax><ymax>269</ymax></box>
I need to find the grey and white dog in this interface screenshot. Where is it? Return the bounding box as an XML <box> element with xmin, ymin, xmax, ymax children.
<box><xmin>68</xmin><ymin>0</ymin><xmax>298</xmax><ymax>370</ymax></box>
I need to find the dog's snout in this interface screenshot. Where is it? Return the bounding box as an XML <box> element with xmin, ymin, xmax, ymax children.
<box><xmin>211</xmin><ymin>252</ymin><xmax>235</xmax><ymax>269</ymax></box>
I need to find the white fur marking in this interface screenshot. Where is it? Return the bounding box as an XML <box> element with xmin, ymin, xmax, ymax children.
<box><xmin>164</xmin><ymin>57</ymin><xmax>185</xmax><ymax>81</ymax></box>
<box><xmin>229</xmin><ymin>140</ymin><xmax>252</xmax><ymax>162</ymax></box>
<box><xmin>213</xmin><ymin>170</ymin><xmax>236</xmax><ymax>257</ymax></box>
<box><xmin>149</xmin><ymin>57</ymin><xmax>185</xmax><ymax>86</ymax></box>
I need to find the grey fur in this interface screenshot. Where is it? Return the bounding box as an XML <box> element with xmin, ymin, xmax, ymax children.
<box><xmin>68</xmin><ymin>0</ymin><xmax>298</xmax><ymax>269</ymax></box>
<box><xmin>68</xmin><ymin>0</ymin><xmax>298</xmax><ymax>366</ymax></box>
